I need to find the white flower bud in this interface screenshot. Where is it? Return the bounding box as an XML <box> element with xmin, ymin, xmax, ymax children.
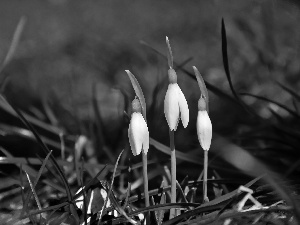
<box><xmin>197</xmin><ymin>105</ymin><xmax>212</xmax><ymax>151</ymax></box>
<box><xmin>128</xmin><ymin>99</ymin><xmax>149</xmax><ymax>156</ymax></box>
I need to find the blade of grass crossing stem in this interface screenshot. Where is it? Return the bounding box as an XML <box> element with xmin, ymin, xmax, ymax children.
<box><xmin>98</xmin><ymin>150</ymin><xmax>137</xmax><ymax>225</ymax></box>
<box><xmin>21</xmin><ymin>150</ymin><xmax>52</xmax><ymax>217</ymax></box>
<box><xmin>150</xmin><ymin>138</ymin><xmax>202</xmax><ymax>165</ymax></box>
<box><xmin>125</xmin><ymin>70</ymin><xmax>146</xmax><ymax>120</ymax></box>
<box><xmin>0</xmin><ymin>95</ymin><xmax>75</xmax><ymax>217</ymax></box>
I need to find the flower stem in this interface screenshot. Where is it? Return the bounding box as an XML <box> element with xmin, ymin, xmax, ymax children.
<box><xmin>169</xmin><ymin>129</ymin><xmax>176</xmax><ymax>219</ymax></box>
<box><xmin>142</xmin><ymin>152</ymin><xmax>150</xmax><ymax>222</ymax></box>
<box><xmin>203</xmin><ymin>150</ymin><xmax>209</xmax><ymax>203</ymax></box>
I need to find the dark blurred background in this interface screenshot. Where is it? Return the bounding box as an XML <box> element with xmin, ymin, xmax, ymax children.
<box><xmin>0</xmin><ymin>0</ymin><xmax>300</xmax><ymax>180</ymax></box>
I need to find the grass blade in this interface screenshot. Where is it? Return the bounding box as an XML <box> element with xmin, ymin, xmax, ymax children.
<box><xmin>21</xmin><ymin>150</ymin><xmax>53</xmax><ymax>217</ymax></box>
<box><xmin>98</xmin><ymin>150</ymin><xmax>137</xmax><ymax>224</ymax></box>
<box><xmin>221</xmin><ymin>18</ymin><xmax>255</xmax><ymax>116</ymax></box>
<box><xmin>25</xmin><ymin>172</ymin><xmax>42</xmax><ymax>211</ymax></box>
<box><xmin>0</xmin><ymin>95</ymin><xmax>74</xmax><ymax>215</ymax></box>
<box><xmin>240</xmin><ymin>92</ymin><xmax>300</xmax><ymax>119</ymax></box>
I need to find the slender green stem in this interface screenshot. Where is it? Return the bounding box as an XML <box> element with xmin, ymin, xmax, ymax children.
<box><xmin>203</xmin><ymin>150</ymin><xmax>209</xmax><ymax>203</ymax></box>
<box><xmin>169</xmin><ymin>130</ymin><xmax>176</xmax><ymax>219</ymax></box>
<box><xmin>142</xmin><ymin>152</ymin><xmax>149</xmax><ymax>207</ymax></box>
<box><xmin>142</xmin><ymin>152</ymin><xmax>150</xmax><ymax>223</ymax></box>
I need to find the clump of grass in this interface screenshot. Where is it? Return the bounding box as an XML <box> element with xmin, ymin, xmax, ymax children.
<box><xmin>0</xmin><ymin>17</ymin><xmax>299</xmax><ymax>225</ymax></box>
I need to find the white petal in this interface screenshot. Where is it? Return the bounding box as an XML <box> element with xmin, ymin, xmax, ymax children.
<box><xmin>177</xmin><ymin>84</ymin><xmax>189</xmax><ymax>128</ymax></box>
<box><xmin>164</xmin><ymin>84</ymin><xmax>180</xmax><ymax>131</ymax></box>
<box><xmin>128</xmin><ymin>113</ymin><xmax>149</xmax><ymax>156</ymax></box>
<box><xmin>197</xmin><ymin>110</ymin><xmax>212</xmax><ymax>151</ymax></box>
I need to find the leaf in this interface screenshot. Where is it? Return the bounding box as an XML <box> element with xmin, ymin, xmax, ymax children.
<box><xmin>221</xmin><ymin>19</ymin><xmax>255</xmax><ymax>116</ymax></box>
<box><xmin>125</xmin><ymin>70</ymin><xmax>147</xmax><ymax>120</ymax></box>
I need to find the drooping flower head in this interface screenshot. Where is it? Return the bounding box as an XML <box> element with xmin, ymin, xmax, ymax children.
<box><xmin>164</xmin><ymin>37</ymin><xmax>189</xmax><ymax>131</ymax></box>
<box><xmin>193</xmin><ymin>66</ymin><xmax>212</xmax><ymax>151</ymax></box>
<box><xmin>164</xmin><ymin>68</ymin><xmax>189</xmax><ymax>131</ymax></box>
<box><xmin>197</xmin><ymin>97</ymin><xmax>212</xmax><ymax>151</ymax></box>
<box><xmin>128</xmin><ymin>98</ymin><xmax>149</xmax><ymax>156</ymax></box>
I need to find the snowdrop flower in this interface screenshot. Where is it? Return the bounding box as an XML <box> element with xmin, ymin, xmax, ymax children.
<box><xmin>164</xmin><ymin>68</ymin><xmax>189</xmax><ymax>131</ymax></box>
<box><xmin>128</xmin><ymin>98</ymin><xmax>149</xmax><ymax>156</ymax></box>
<box><xmin>197</xmin><ymin>97</ymin><xmax>212</xmax><ymax>150</ymax></box>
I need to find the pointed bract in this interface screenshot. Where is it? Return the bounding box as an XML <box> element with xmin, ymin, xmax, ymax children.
<box><xmin>128</xmin><ymin>112</ymin><xmax>149</xmax><ymax>156</ymax></box>
<box><xmin>197</xmin><ymin>110</ymin><xmax>212</xmax><ymax>151</ymax></box>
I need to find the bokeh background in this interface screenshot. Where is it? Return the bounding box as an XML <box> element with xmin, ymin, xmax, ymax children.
<box><xmin>0</xmin><ymin>0</ymin><xmax>300</xmax><ymax>181</ymax></box>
